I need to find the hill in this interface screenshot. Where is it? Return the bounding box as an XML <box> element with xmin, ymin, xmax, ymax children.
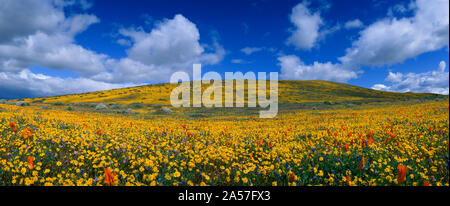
<box><xmin>22</xmin><ymin>80</ymin><xmax>445</xmax><ymax>106</ymax></box>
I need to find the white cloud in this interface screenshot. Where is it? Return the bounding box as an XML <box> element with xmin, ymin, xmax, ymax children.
<box><xmin>97</xmin><ymin>14</ymin><xmax>225</xmax><ymax>83</ymax></box>
<box><xmin>339</xmin><ymin>0</ymin><xmax>449</xmax><ymax>66</ymax></box>
<box><xmin>286</xmin><ymin>2</ymin><xmax>324</xmax><ymax>50</ymax></box>
<box><xmin>278</xmin><ymin>55</ymin><xmax>358</xmax><ymax>82</ymax></box>
<box><xmin>439</xmin><ymin>61</ymin><xmax>446</xmax><ymax>72</ymax></box>
<box><xmin>371</xmin><ymin>61</ymin><xmax>449</xmax><ymax>95</ymax></box>
<box><xmin>0</xmin><ymin>69</ymin><xmax>135</xmax><ymax>98</ymax></box>
<box><xmin>241</xmin><ymin>47</ymin><xmax>263</xmax><ymax>55</ymax></box>
<box><xmin>385</xmin><ymin>71</ymin><xmax>403</xmax><ymax>83</ymax></box>
<box><xmin>0</xmin><ymin>0</ymin><xmax>63</xmax><ymax>43</ymax></box>
<box><xmin>231</xmin><ymin>59</ymin><xmax>251</xmax><ymax>64</ymax></box>
<box><xmin>387</xmin><ymin>1</ymin><xmax>416</xmax><ymax>17</ymax></box>
<box><xmin>0</xmin><ymin>1</ymin><xmax>225</xmax><ymax>98</ymax></box>
<box><xmin>116</xmin><ymin>38</ymin><xmax>132</xmax><ymax>46</ymax></box>
<box><xmin>54</xmin><ymin>0</ymin><xmax>93</xmax><ymax>10</ymax></box>
<box><xmin>120</xmin><ymin>15</ymin><xmax>205</xmax><ymax>66</ymax></box>
<box><xmin>344</xmin><ymin>19</ymin><xmax>364</xmax><ymax>29</ymax></box>
<box><xmin>0</xmin><ymin>0</ymin><xmax>107</xmax><ymax>76</ymax></box>
<box><xmin>240</xmin><ymin>47</ymin><xmax>277</xmax><ymax>55</ymax></box>
<box><xmin>371</xmin><ymin>84</ymin><xmax>390</xmax><ymax>91</ymax></box>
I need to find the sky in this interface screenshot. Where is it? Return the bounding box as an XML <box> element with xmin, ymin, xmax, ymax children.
<box><xmin>0</xmin><ymin>0</ymin><xmax>449</xmax><ymax>99</ymax></box>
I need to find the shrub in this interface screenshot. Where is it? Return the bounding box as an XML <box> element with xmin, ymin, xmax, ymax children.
<box><xmin>111</xmin><ymin>104</ymin><xmax>122</xmax><ymax>110</ymax></box>
<box><xmin>129</xmin><ymin>103</ymin><xmax>144</xmax><ymax>109</ymax></box>
<box><xmin>15</xmin><ymin>101</ymin><xmax>30</xmax><ymax>106</ymax></box>
<box><xmin>95</xmin><ymin>103</ymin><xmax>108</xmax><ymax>110</ymax></box>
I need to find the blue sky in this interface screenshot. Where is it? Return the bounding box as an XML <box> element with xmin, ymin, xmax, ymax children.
<box><xmin>0</xmin><ymin>0</ymin><xmax>448</xmax><ymax>99</ymax></box>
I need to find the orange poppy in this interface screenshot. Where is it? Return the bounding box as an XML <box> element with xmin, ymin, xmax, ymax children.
<box><xmin>359</xmin><ymin>156</ymin><xmax>365</xmax><ymax>170</ymax></box>
<box><xmin>422</xmin><ymin>181</ymin><xmax>431</xmax><ymax>186</ymax></box>
<box><xmin>26</xmin><ymin>156</ymin><xmax>35</xmax><ymax>170</ymax></box>
<box><xmin>397</xmin><ymin>165</ymin><xmax>408</xmax><ymax>184</ymax></box>
<box><xmin>367</xmin><ymin>130</ymin><xmax>373</xmax><ymax>138</ymax></box>
<box><xmin>366</xmin><ymin>138</ymin><xmax>375</xmax><ymax>146</ymax></box>
<box><xmin>26</xmin><ymin>127</ymin><xmax>33</xmax><ymax>138</ymax></box>
<box><xmin>347</xmin><ymin>131</ymin><xmax>352</xmax><ymax>137</ymax></box>
<box><xmin>289</xmin><ymin>172</ymin><xmax>296</xmax><ymax>182</ymax></box>
<box><xmin>96</xmin><ymin>129</ymin><xmax>102</xmax><ymax>136</ymax></box>
<box><xmin>390</xmin><ymin>133</ymin><xmax>397</xmax><ymax>139</ymax></box>
<box><xmin>345</xmin><ymin>175</ymin><xmax>351</xmax><ymax>186</ymax></box>
<box><xmin>9</xmin><ymin>121</ymin><xmax>17</xmax><ymax>132</ymax></box>
<box><xmin>22</xmin><ymin>130</ymin><xmax>28</xmax><ymax>139</ymax></box>
<box><xmin>343</xmin><ymin>144</ymin><xmax>349</xmax><ymax>152</ymax></box>
<box><xmin>104</xmin><ymin>168</ymin><xmax>117</xmax><ymax>186</ymax></box>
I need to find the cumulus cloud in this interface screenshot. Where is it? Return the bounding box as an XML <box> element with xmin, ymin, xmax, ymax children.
<box><xmin>278</xmin><ymin>55</ymin><xmax>358</xmax><ymax>82</ymax></box>
<box><xmin>0</xmin><ymin>69</ymin><xmax>135</xmax><ymax>99</ymax></box>
<box><xmin>339</xmin><ymin>0</ymin><xmax>449</xmax><ymax>66</ymax></box>
<box><xmin>0</xmin><ymin>1</ymin><xmax>225</xmax><ymax>98</ymax></box>
<box><xmin>280</xmin><ymin>1</ymin><xmax>355</xmax><ymax>82</ymax></box>
<box><xmin>0</xmin><ymin>0</ymin><xmax>107</xmax><ymax>76</ymax></box>
<box><xmin>371</xmin><ymin>61</ymin><xmax>449</xmax><ymax>95</ymax></box>
<box><xmin>95</xmin><ymin>14</ymin><xmax>225</xmax><ymax>83</ymax></box>
<box><xmin>0</xmin><ymin>0</ymin><xmax>63</xmax><ymax>43</ymax></box>
<box><xmin>286</xmin><ymin>2</ymin><xmax>324</xmax><ymax>50</ymax></box>
<box><xmin>344</xmin><ymin>19</ymin><xmax>364</xmax><ymax>29</ymax></box>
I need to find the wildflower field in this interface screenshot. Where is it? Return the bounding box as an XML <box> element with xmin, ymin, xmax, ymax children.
<box><xmin>0</xmin><ymin>98</ymin><xmax>448</xmax><ymax>186</ymax></box>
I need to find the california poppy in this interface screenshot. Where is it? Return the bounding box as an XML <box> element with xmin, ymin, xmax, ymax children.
<box><xmin>96</xmin><ymin>129</ymin><xmax>102</xmax><ymax>136</ymax></box>
<box><xmin>367</xmin><ymin>138</ymin><xmax>375</xmax><ymax>146</ymax></box>
<box><xmin>397</xmin><ymin>165</ymin><xmax>408</xmax><ymax>184</ymax></box>
<box><xmin>289</xmin><ymin>172</ymin><xmax>296</xmax><ymax>182</ymax></box>
<box><xmin>343</xmin><ymin>144</ymin><xmax>349</xmax><ymax>152</ymax></box>
<box><xmin>26</xmin><ymin>156</ymin><xmax>35</xmax><ymax>170</ymax></box>
<box><xmin>359</xmin><ymin>156</ymin><xmax>365</xmax><ymax>170</ymax></box>
<box><xmin>9</xmin><ymin>121</ymin><xmax>17</xmax><ymax>132</ymax></box>
<box><xmin>104</xmin><ymin>168</ymin><xmax>116</xmax><ymax>186</ymax></box>
<box><xmin>390</xmin><ymin>133</ymin><xmax>396</xmax><ymax>139</ymax></box>
<box><xmin>22</xmin><ymin>130</ymin><xmax>28</xmax><ymax>139</ymax></box>
<box><xmin>347</xmin><ymin>131</ymin><xmax>352</xmax><ymax>137</ymax></box>
<box><xmin>345</xmin><ymin>175</ymin><xmax>351</xmax><ymax>186</ymax></box>
<box><xmin>26</xmin><ymin>127</ymin><xmax>32</xmax><ymax>138</ymax></box>
<box><xmin>367</xmin><ymin>130</ymin><xmax>373</xmax><ymax>138</ymax></box>
<box><xmin>422</xmin><ymin>181</ymin><xmax>431</xmax><ymax>186</ymax></box>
